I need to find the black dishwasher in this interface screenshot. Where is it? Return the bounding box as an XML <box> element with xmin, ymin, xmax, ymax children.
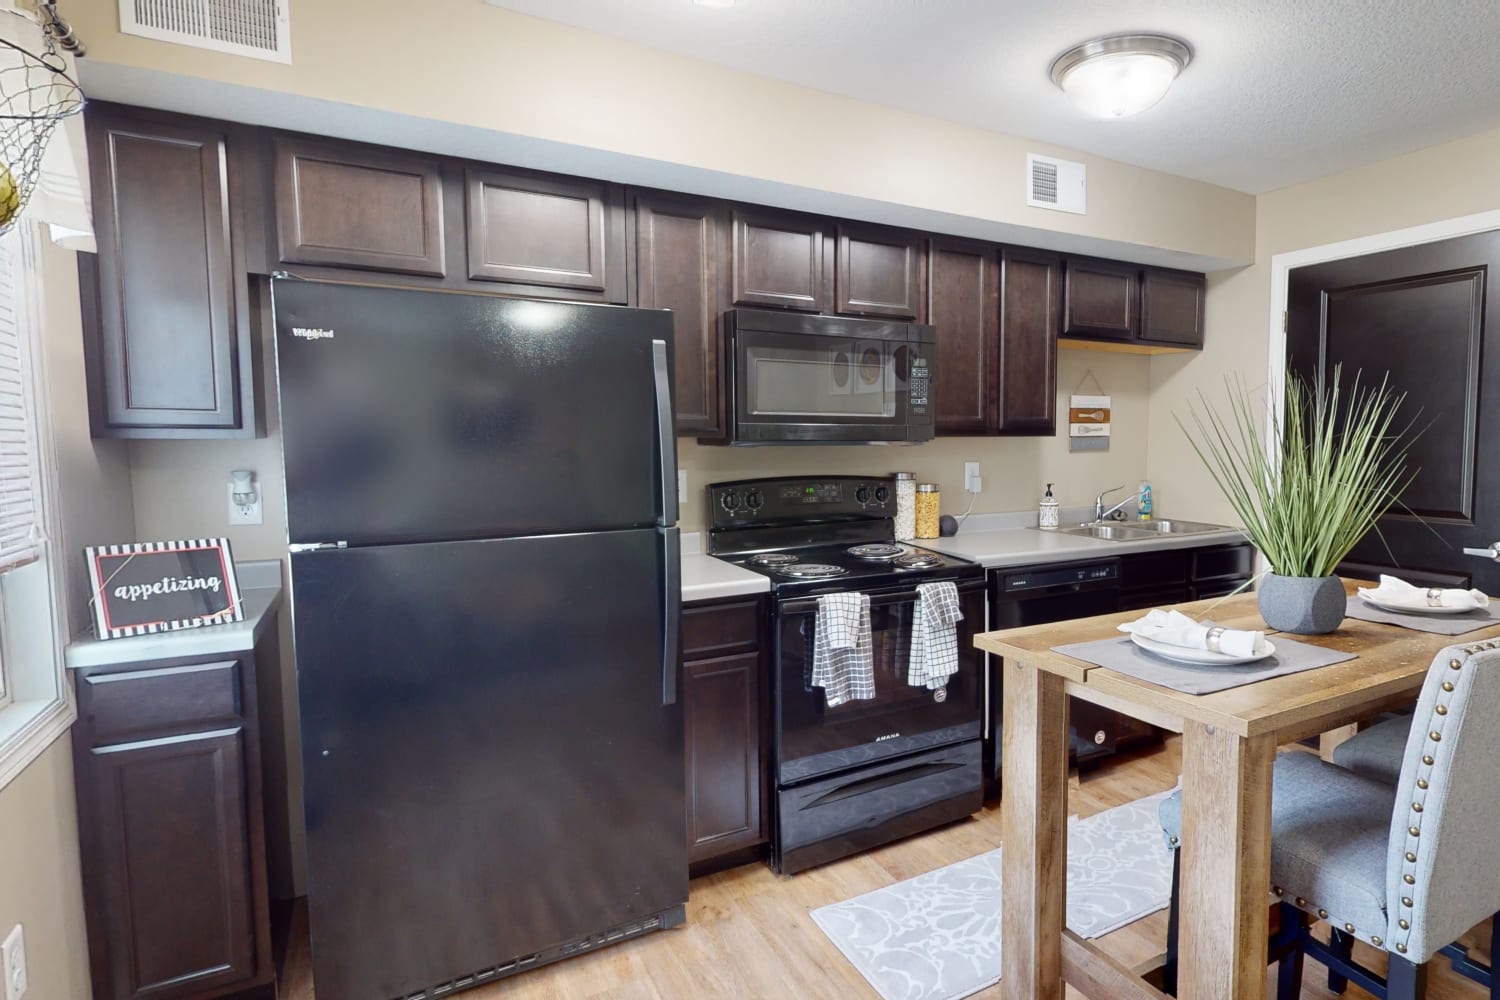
<box><xmin>983</xmin><ymin>559</ymin><xmax>1137</xmax><ymax>798</ymax></box>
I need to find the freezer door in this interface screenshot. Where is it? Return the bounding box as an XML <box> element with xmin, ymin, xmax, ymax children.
<box><xmin>291</xmin><ymin>529</ymin><xmax>686</xmax><ymax>1000</ymax></box>
<box><xmin>274</xmin><ymin>279</ymin><xmax>677</xmax><ymax>545</ymax></box>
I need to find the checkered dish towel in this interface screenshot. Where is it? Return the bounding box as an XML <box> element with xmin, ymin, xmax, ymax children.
<box><xmin>909</xmin><ymin>581</ymin><xmax>963</xmax><ymax>689</ymax></box>
<box><xmin>811</xmin><ymin>592</ymin><xmax>875</xmax><ymax>707</ymax></box>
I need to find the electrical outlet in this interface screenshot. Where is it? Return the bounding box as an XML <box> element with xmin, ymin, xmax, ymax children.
<box><xmin>227</xmin><ymin>482</ymin><xmax>264</xmax><ymax>526</ymax></box>
<box><xmin>964</xmin><ymin>461</ymin><xmax>982</xmax><ymax>494</ymax></box>
<box><xmin>3</xmin><ymin>924</ymin><xmax>26</xmax><ymax>1000</ymax></box>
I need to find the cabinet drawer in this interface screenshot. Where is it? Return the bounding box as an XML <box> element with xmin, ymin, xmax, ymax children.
<box><xmin>82</xmin><ymin>660</ymin><xmax>242</xmax><ymax>746</ymax></box>
<box><xmin>682</xmin><ymin>600</ymin><xmax>760</xmax><ymax>659</ymax></box>
<box><xmin>1193</xmin><ymin>544</ymin><xmax>1254</xmax><ymax>582</ymax></box>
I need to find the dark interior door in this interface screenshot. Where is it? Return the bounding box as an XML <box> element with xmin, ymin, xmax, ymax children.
<box><xmin>1287</xmin><ymin>230</ymin><xmax>1500</xmax><ymax>591</ymax></box>
<box><xmin>292</xmin><ymin>530</ymin><xmax>686</xmax><ymax>1000</ymax></box>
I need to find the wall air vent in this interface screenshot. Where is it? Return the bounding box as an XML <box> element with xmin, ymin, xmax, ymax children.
<box><xmin>1027</xmin><ymin>153</ymin><xmax>1086</xmax><ymax>215</ymax></box>
<box><xmin>120</xmin><ymin>0</ymin><xmax>292</xmax><ymax>63</ymax></box>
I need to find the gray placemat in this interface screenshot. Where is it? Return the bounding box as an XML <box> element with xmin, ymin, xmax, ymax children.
<box><xmin>1051</xmin><ymin>634</ymin><xmax>1358</xmax><ymax>695</ymax></box>
<box><xmin>1344</xmin><ymin>595</ymin><xmax>1500</xmax><ymax>635</ymax></box>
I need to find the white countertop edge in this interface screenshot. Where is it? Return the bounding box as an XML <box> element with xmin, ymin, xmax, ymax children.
<box><xmin>65</xmin><ymin>560</ymin><xmax>285</xmax><ymax>670</ymax></box>
<box><xmin>929</xmin><ymin>526</ymin><xmax>1249</xmax><ymax>569</ymax></box>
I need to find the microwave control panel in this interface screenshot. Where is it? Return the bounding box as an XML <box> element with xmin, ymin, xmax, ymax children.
<box><xmin>908</xmin><ymin>356</ymin><xmax>930</xmax><ymax>412</ymax></box>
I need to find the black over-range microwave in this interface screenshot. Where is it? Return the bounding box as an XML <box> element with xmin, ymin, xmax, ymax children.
<box><xmin>706</xmin><ymin>309</ymin><xmax>936</xmax><ymax>445</ymax></box>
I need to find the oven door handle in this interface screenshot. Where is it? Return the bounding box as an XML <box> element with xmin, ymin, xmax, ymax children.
<box><xmin>779</xmin><ymin>578</ymin><xmax>984</xmax><ymax>615</ymax></box>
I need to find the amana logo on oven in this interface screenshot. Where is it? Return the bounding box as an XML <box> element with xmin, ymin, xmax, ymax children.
<box><xmin>875</xmin><ymin>732</ymin><xmax>901</xmax><ymax>742</ymax></box>
<box><xmin>292</xmin><ymin>327</ymin><xmax>335</xmax><ymax>340</ymax></box>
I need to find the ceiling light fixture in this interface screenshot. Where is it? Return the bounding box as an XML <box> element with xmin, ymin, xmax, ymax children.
<box><xmin>1049</xmin><ymin>33</ymin><xmax>1192</xmax><ymax>119</ymax></box>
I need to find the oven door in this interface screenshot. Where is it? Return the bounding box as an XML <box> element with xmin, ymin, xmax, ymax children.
<box><xmin>725</xmin><ymin>310</ymin><xmax>934</xmax><ymax>444</ymax></box>
<box><xmin>775</xmin><ymin>579</ymin><xmax>984</xmax><ymax>784</ymax></box>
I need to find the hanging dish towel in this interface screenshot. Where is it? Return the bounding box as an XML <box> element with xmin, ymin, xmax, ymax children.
<box><xmin>812</xmin><ymin>592</ymin><xmax>875</xmax><ymax>707</ymax></box>
<box><xmin>909</xmin><ymin>581</ymin><xmax>964</xmax><ymax>689</ymax></box>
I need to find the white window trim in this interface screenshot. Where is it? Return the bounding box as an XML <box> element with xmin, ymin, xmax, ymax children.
<box><xmin>0</xmin><ymin>221</ymin><xmax>75</xmax><ymax>792</ymax></box>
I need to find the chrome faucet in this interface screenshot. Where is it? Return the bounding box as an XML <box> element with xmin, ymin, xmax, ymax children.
<box><xmin>1093</xmin><ymin>485</ymin><xmax>1140</xmax><ymax>523</ymax></box>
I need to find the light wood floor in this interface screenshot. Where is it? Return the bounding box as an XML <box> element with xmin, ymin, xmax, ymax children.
<box><xmin>281</xmin><ymin>737</ymin><xmax>1488</xmax><ymax>999</ymax></box>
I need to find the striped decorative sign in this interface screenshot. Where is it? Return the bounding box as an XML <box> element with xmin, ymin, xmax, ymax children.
<box><xmin>85</xmin><ymin>539</ymin><xmax>244</xmax><ymax>640</ymax></box>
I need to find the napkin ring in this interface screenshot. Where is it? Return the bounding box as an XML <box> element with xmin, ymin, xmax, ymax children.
<box><xmin>1205</xmin><ymin>627</ymin><xmax>1226</xmax><ymax>654</ymax></box>
<box><xmin>1427</xmin><ymin>588</ymin><xmax>1445</xmax><ymax>608</ymax></box>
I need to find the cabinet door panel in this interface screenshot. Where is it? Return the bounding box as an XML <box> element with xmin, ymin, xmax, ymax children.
<box><xmin>275</xmin><ymin>137</ymin><xmax>446</xmax><ymax>276</ymax></box>
<box><xmin>1140</xmin><ymin>267</ymin><xmax>1206</xmax><ymax>347</ymax></box>
<box><xmin>731</xmin><ymin>208</ymin><xmax>826</xmax><ymax>312</ymax></box>
<box><xmin>89</xmin><ymin>728</ymin><xmax>254</xmax><ymax>999</ymax></box>
<box><xmin>467</xmin><ymin>168</ymin><xmax>625</xmax><ymax>300</ymax></box>
<box><xmin>1063</xmin><ymin>257</ymin><xmax>1138</xmax><ymax>341</ymax></box>
<box><xmin>88</xmin><ymin>114</ymin><xmax>243</xmax><ymax>432</ymax></box>
<box><xmin>997</xmin><ymin>247</ymin><xmax>1061</xmax><ymax>434</ymax></box>
<box><xmin>927</xmin><ymin>237</ymin><xmax>998</xmax><ymax>434</ymax></box>
<box><xmin>685</xmin><ymin>651</ymin><xmax>763</xmax><ymax>861</ymax></box>
<box><xmin>837</xmin><ymin>224</ymin><xmax>923</xmax><ymax>320</ymax></box>
<box><xmin>635</xmin><ymin>191</ymin><xmax>729</xmax><ymax>435</ymax></box>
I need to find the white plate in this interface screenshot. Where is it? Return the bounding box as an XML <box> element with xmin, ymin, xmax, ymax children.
<box><xmin>1129</xmin><ymin>632</ymin><xmax>1276</xmax><ymax>666</ymax></box>
<box><xmin>1358</xmin><ymin>593</ymin><xmax>1486</xmax><ymax>617</ymax></box>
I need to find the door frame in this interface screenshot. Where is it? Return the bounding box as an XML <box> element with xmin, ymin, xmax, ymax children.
<box><xmin>1266</xmin><ymin>207</ymin><xmax>1500</xmax><ymax>418</ymax></box>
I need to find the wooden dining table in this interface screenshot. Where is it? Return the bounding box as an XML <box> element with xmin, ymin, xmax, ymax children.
<box><xmin>974</xmin><ymin>580</ymin><xmax>1500</xmax><ymax>1000</ymax></box>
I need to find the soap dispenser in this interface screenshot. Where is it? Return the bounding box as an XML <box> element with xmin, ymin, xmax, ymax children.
<box><xmin>1039</xmin><ymin>483</ymin><xmax>1060</xmax><ymax>529</ymax></box>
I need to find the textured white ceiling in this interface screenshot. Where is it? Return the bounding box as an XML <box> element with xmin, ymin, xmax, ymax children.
<box><xmin>484</xmin><ymin>0</ymin><xmax>1500</xmax><ymax>194</ymax></box>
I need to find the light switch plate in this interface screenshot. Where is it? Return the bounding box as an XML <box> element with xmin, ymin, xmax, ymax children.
<box><xmin>227</xmin><ymin>482</ymin><xmax>264</xmax><ymax>526</ymax></box>
<box><xmin>3</xmin><ymin>923</ymin><xmax>26</xmax><ymax>1000</ymax></box>
<box><xmin>677</xmin><ymin>470</ymin><xmax>688</xmax><ymax>504</ymax></box>
<box><xmin>964</xmin><ymin>462</ymin><xmax>982</xmax><ymax>493</ymax></box>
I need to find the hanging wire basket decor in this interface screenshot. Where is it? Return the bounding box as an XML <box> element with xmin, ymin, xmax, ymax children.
<box><xmin>0</xmin><ymin>18</ymin><xmax>84</xmax><ymax>236</ymax></box>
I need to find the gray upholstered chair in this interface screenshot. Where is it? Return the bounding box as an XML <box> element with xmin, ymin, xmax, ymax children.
<box><xmin>1332</xmin><ymin>713</ymin><xmax>1413</xmax><ymax>784</ymax></box>
<box><xmin>1157</xmin><ymin>641</ymin><xmax>1500</xmax><ymax>1000</ymax></box>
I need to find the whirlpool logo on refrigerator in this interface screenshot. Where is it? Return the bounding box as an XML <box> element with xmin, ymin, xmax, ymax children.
<box><xmin>292</xmin><ymin>327</ymin><xmax>335</xmax><ymax>340</ymax></box>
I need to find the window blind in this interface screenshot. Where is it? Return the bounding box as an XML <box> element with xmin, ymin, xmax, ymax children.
<box><xmin>0</xmin><ymin>234</ymin><xmax>42</xmax><ymax>574</ymax></box>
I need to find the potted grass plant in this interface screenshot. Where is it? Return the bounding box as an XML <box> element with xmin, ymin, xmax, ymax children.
<box><xmin>1180</xmin><ymin>367</ymin><xmax>1414</xmax><ymax>634</ymax></box>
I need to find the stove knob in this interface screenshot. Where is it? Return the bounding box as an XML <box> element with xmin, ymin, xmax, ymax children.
<box><xmin>720</xmin><ymin>490</ymin><xmax>739</xmax><ymax>511</ymax></box>
<box><xmin>746</xmin><ymin>489</ymin><xmax>764</xmax><ymax>510</ymax></box>
<box><xmin>855</xmin><ymin>485</ymin><xmax>871</xmax><ymax>504</ymax></box>
<box><xmin>874</xmin><ymin>485</ymin><xmax>891</xmax><ymax>503</ymax></box>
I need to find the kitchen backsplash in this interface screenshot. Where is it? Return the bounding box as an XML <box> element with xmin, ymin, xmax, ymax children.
<box><xmin>678</xmin><ymin>349</ymin><xmax>1152</xmax><ymax>531</ymax></box>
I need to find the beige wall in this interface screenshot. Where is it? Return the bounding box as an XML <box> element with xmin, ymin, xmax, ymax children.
<box><xmin>70</xmin><ymin>0</ymin><xmax>1254</xmax><ymax>267</ymax></box>
<box><xmin>680</xmin><ymin>348</ymin><xmax>1153</xmax><ymax>530</ymax></box>
<box><xmin>0</xmin><ymin>236</ymin><xmax>136</xmax><ymax>999</ymax></box>
<box><xmin>1146</xmin><ymin>125</ymin><xmax>1500</xmax><ymax>526</ymax></box>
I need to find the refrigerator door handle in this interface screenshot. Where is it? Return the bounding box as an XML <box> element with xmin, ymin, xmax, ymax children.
<box><xmin>660</xmin><ymin>526</ymin><xmax>681</xmax><ymax>706</ymax></box>
<box><xmin>652</xmin><ymin>340</ymin><xmax>679</xmax><ymax>527</ymax></box>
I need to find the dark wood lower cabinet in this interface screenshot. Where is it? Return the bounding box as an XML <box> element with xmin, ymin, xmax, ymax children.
<box><xmin>682</xmin><ymin>596</ymin><xmax>768</xmax><ymax>872</ymax></box>
<box><xmin>73</xmin><ymin>639</ymin><xmax>277</xmax><ymax>1000</ymax></box>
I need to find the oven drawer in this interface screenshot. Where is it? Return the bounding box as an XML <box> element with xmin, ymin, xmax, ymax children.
<box><xmin>775</xmin><ymin>740</ymin><xmax>981</xmax><ymax>875</ymax></box>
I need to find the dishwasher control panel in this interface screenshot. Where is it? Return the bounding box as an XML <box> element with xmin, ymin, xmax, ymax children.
<box><xmin>999</xmin><ymin>561</ymin><xmax>1119</xmax><ymax>593</ymax></box>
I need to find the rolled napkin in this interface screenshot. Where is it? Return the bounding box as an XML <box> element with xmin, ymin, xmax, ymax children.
<box><xmin>1358</xmin><ymin>574</ymin><xmax>1490</xmax><ymax>611</ymax></box>
<box><xmin>1118</xmin><ymin>608</ymin><xmax>1267</xmax><ymax>658</ymax></box>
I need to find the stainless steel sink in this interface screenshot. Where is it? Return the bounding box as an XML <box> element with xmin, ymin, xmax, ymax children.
<box><xmin>1128</xmin><ymin>519</ymin><xmax>1230</xmax><ymax>534</ymax></box>
<box><xmin>1058</xmin><ymin>524</ymin><xmax>1157</xmax><ymax>540</ymax></box>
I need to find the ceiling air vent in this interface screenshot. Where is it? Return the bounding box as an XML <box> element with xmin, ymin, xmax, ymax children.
<box><xmin>120</xmin><ymin>0</ymin><xmax>292</xmax><ymax>63</ymax></box>
<box><xmin>1027</xmin><ymin>153</ymin><xmax>1086</xmax><ymax>215</ymax></box>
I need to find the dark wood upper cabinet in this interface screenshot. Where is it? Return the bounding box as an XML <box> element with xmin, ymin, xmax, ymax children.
<box><xmin>997</xmin><ymin>247</ymin><xmax>1062</xmax><ymax>435</ymax></box>
<box><xmin>633</xmin><ymin>190</ymin><xmax>730</xmax><ymax>436</ymax></box>
<box><xmin>731</xmin><ymin>207</ymin><xmax>828</xmax><ymax>312</ymax></box>
<box><xmin>836</xmin><ymin>224</ymin><xmax>924</xmax><ymax>320</ymax></box>
<box><xmin>274</xmin><ymin>136</ymin><xmax>446</xmax><ymax>277</ymax></box>
<box><xmin>1062</xmin><ymin>256</ymin><xmax>1138</xmax><ymax>341</ymax></box>
<box><xmin>927</xmin><ymin>237</ymin><xmax>999</xmax><ymax>434</ymax></box>
<box><xmin>1139</xmin><ymin>266</ymin><xmax>1206</xmax><ymax>347</ymax></box>
<box><xmin>83</xmin><ymin>107</ymin><xmax>258</xmax><ymax>438</ymax></box>
<box><xmin>466</xmin><ymin>167</ymin><xmax>626</xmax><ymax>302</ymax></box>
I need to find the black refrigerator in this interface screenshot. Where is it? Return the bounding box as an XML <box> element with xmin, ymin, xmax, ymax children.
<box><xmin>273</xmin><ymin>279</ymin><xmax>686</xmax><ymax>1000</ymax></box>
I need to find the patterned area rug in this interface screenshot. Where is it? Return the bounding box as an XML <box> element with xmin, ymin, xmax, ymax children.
<box><xmin>809</xmin><ymin>789</ymin><xmax>1177</xmax><ymax>1000</ymax></box>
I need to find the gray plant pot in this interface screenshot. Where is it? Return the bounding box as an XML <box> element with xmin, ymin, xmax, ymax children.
<box><xmin>1258</xmin><ymin>573</ymin><xmax>1346</xmax><ymax>634</ymax></box>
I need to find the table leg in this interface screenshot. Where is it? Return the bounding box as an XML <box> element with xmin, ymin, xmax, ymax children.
<box><xmin>1178</xmin><ymin>721</ymin><xmax>1276</xmax><ymax>999</ymax></box>
<box><xmin>1001</xmin><ymin>659</ymin><xmax>1069</xmax><ymax>1000</ymax></box>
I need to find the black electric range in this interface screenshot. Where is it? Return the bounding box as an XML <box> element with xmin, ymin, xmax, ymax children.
<box><xmin>706</xmin><ymin>476</ymin><xmax>985</xmax><ymax>874</ymax></box>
